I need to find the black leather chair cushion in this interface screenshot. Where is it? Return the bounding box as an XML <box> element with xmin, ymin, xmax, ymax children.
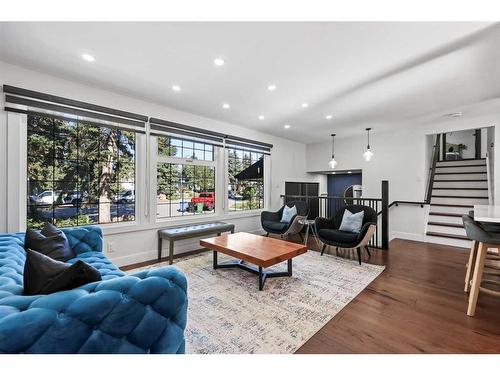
<box><xmin>318</xmin><ymin>229</ymin><xmax>358</xmax><ymax>246</ymax></box>
<box><xmin>262</xmin><ymin>220</ymin><xmax>288</xmax><ymax>233</ymax></box>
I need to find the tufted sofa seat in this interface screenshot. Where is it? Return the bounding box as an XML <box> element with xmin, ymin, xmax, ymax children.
<box><xmin>0</xmin><ymin>226</ymin><xmax>188</xmax><ymax>354</ymax></box>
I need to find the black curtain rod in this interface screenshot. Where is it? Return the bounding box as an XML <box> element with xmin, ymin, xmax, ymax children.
<box><xmin>3</xmin><ymin>84</ymin><xmax>148</xmax><ymax>122</ymax></box>
<box><xmin>149</xmin><ymin>124</ymin><xmax>224</xmax><ymax>144</ymax></box>
<box><xmin>149</xmin><ymin>117</ymin><xmax>273</xmax><ymax>149</ymax></box>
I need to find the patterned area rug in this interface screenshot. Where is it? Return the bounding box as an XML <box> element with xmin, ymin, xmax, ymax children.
<box><xmin>130</xmin><ymin>250</ymin><xmax>384</xmax><ymax>354</ymax></box>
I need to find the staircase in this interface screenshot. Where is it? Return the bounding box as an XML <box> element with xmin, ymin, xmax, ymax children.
<box><xmin>426</xmin><ymin>158</ymin><xmax>489</xmax><ymax>248</ymax></box>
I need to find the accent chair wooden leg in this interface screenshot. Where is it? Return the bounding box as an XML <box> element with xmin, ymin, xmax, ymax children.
<box><xmin>465</xmin><ymin>240</ymin><xmax>478</xmax><ymax>293</ymax></box>
<box><xmin>365</xmin><ymin>245</ymin><xmax>371</xmax><ymax>257</ymax></box>
<box><xmin>265</xmin><ymin>232</ymin><xmax>269</xmax><ymax>237</ymax></box>
<box><xmin>298</xmin><ymin>232</ymin><xmax>304</xmax><ymax>242</ymax></box>
<box><xmin>321</xmin><ymin>244</ymin><xmax>326</xmax><ymax>256</ymax></box>
<box><xmin>467</xmin><ymin>242</ymin><xmax>487</xmax><ymax>316</ymax></box>
<box><xmin>356</xmin><ymin>247</ymin><xmax>362</xmax><ymax>265</ymax></box>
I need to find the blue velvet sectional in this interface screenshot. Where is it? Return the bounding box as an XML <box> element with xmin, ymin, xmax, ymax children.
<box><xmin>0</xmin><ymin>226</ymin><xmax>188</xmax><ymax>354</ymax></box>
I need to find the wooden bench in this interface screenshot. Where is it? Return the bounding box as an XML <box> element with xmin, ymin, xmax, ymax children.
<box><xmin>158</xmin><ymin>221</ymin><xmax>235</xmax><ymax>264</ymax></box>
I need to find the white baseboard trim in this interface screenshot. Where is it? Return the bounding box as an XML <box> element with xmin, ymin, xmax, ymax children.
<box><xmin>109</xmin><ymin>228</ymin><xmax>266</xmax><ymax>267</ymax></box>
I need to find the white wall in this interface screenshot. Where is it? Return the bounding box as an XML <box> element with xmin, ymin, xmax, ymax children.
<box><xmin>0</xmin><ymin>60</ymin><xmax>311</xmax><ymax>265</ymax></box>
<box><xmin>306</xmin><ymin>119</ymin><xmax>500</xmax><ymax>242</ymax></box>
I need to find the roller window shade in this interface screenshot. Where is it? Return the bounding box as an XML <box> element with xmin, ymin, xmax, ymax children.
<box><xmin>4</xmin><ymin>85</ymin><xmax>147</xmax><ymax>132</ymax></box>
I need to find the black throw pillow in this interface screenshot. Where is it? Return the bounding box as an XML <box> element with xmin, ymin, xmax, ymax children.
<box><xmin>23</xmin><ymin>249</ymin><xmax>102</xmax><ymax>296</ymax></box>
<box><xmin>25</xmin><ymin>222</ymin><xmax>75</xmax><ymax>261</ymax></box>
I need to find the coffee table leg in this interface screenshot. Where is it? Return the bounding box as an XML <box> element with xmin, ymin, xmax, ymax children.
<box><xmin>213</xmin><ymin>251</ymin><xmax>218</xmax><ymax>269</ymax></box>
<box><xmin>288</xmin><ymin>258</ymin><xmax>292</xmax><ymax>276</ymax></box>
<box><xmin>259</xmin><ymin>266</ymin><xmax>265</xmax><ymax>291</ymax></box>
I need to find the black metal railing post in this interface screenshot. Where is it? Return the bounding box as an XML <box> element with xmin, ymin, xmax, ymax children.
<box><xmin>381</xmin><ymin>180</ymin><xmax>389</xmax><ymax>249</ymax></box>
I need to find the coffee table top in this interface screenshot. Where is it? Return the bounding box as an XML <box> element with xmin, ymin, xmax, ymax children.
<box><xmin>200</xmin><ymin>232</ymin><xmax>307</xmax><ymax>268</ymax></box>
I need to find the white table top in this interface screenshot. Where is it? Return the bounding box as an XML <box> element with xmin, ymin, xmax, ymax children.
<box><xmin>473</xmin><ymin>205</ymin><xmax>500</xmax><ymax>223</ymax></box>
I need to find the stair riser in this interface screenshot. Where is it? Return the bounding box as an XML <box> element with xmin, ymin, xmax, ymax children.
<box><xmin>428</xmin><ymin>215</ymin><xmax>463</xmax><ymax>224</ymax></box>
<box><xmin>431</xmin><ymin>197</ymin><xmax>489</xmax><ymax>205</ymax></box>
<box><xmin>431</xmin><ymin>189</ymin><xmax>489</xmax><ymax>197</ymax></box>
<box><xmin>435</xmin><ymin>166</ymin><xmax>486</xmax><ymax>173</ymax></box>
<box><xmin>430</xmin><ymin>205</ymin><xmax>472</xmax><ymax>215</ymax></box>
<box><xmin>434</xmin><ymin>173</ymin><xmax>486</xmax><ymax>180</ymax></box>
<box><xmin>436</xmin><ymin>159</ymin><xmax>486</xmax><ymax>167</ymax></box>
<box><xmin>427</xmin><ymin>224</ymin><xmax>465</xmax><ymax>236</ymax></box>
<box><xmin>433</xmin><ymin>181</ymin><xmax>488</xmax><ymax>188</ymax></box>
<box><xmin>425</xmin><ymin>235</ymin><xmax>471</xmax><ymax>249</ymax></box>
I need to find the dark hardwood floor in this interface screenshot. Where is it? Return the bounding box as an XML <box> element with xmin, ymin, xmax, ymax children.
<box><xmin>122</xmin><ymin>235</ymin><xmax>500</xmax><ymax>353</ymax></box>
<box><xmin>297</xmin><ymin>237</ymin><xmax>500</xmax><ymax>353</ymax></box>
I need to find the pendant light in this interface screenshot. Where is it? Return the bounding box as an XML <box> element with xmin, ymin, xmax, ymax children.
<box><xmin>363</xmin><ymin>127</ymin><xmax>374</xmax><ymax>161</ymax></box>
<box><xmin>328</xmin><ymin>134</ymin><xmax>338</xmax><ymax>169</ymax></box>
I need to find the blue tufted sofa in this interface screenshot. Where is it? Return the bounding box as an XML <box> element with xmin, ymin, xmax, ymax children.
<box><xmin>0</xmin><ymin>226</ymin><xmax>188</xmax><ymax>354</ymax></box>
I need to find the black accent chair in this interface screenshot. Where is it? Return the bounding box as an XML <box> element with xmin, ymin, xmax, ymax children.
<box><xmin>315</xmin><ymin>204</ymin><xmax>377</xmax><ymax>265</ymax></box>
<box><xmin>261</xmin><ymin>201</ymin><xmax>309</xmax><ymax>239</ymax></box>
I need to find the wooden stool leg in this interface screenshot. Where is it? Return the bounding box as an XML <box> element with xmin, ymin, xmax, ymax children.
<box><xmin>467</xmin><ymin>242</ymin><xmax>487</xmax><ymax>316</ymax></box>
<box><xmin>465</xmin><ymin>240</ymin><xmax>478</xmax><ymax>293</ymax></box>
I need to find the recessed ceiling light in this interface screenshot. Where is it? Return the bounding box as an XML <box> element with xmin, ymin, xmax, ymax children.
<box><xmin>81</xmin><ymin>54</ymin><xmax>95</xmax><ymax>62</ymax></box>
<box><xmin>214</xmin><ymin>58</ymin><xmax>225</xmax><ymax>66</ymax></box>
<box><xmin>347</xmin><ymin>171</ymin><xmax>352</xmax><ymax>174</ymax></box>
<box><xmin>302</xmin><ymin>103</ymin><xmax>309</xmax><ymax>108</ymax></box>
<box><xmin>222</xmin><ymin>103</ymin><xmax>230</xmax><ymax>109</ymax></box>
<box><xmin>326</xmin><ymin>115</ymin><xmax>332</xmax><ymax>120</ymax></box>
<box><xmin>445</xmin><ymin>112</ymin><xmax>464</xmax><ymax>118</ymax></box>
<box><xmin>267</xmin><ymin>84</ymin><xmax>277</xmax><ymax>91</ymax></box>
<box><xmin>258</xmin><ymin>115</ymin><xmax>265</xmax><ymax>120</ymax></box>
<box><xmin>284</xmin><ymin>124</ymin><xmax>290</xmax><ymax>129</ymax></box>
<box><xmin>171</xmin><ymin>85</ymin><xmax>181</xmax><ymax>92</ymax></box>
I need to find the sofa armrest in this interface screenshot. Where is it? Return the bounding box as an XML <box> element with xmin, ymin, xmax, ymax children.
<box><xmin>62</xmin><ymin>226</ymin><xmax>103</xmax><ymax>255</ymax></box>
<box><xmin>315</xmin><ymin>217</ymin><xmax>335</xmax><ymax>231</ymax></box>
<box><xmin>0</xmin><ymin>267</ymin><xmax>188</xmax><ymax>354</ymax></box>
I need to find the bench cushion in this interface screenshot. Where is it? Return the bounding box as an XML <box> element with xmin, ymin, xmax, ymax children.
<box><xmin>158</xmin><ymin>222</ymin><xmax>234</xmax><ymax>240</ymax></box>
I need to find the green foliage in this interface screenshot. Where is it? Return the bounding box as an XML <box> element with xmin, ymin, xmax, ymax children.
<box><xmin>26</xmin><ymin>116</ymin><xmax>135</xmax><ymax>228</ymax></box>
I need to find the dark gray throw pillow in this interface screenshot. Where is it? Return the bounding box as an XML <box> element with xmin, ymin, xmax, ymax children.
<box><xmin>25</xmin><ymin>222</ymin><xmax>75</xmax><ymax>261</ymax></box>
<box><xmin>23</xmin><ymin>249</ymin><xmax>102</xmax><ymax>296</ymax></box>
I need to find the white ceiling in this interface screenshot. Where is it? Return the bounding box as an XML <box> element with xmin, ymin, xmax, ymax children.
<box><xmin>1</xmin><ymin>22</ymin><xmax>498</xmax><ymax>143</ymax></box>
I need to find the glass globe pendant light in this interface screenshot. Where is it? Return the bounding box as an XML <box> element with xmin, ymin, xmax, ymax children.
<box><xmin>363</xmin><ymin>127</ymin><xmax>374</xmax><ymax>161</ymax></box>
<box><xmin>329</xmin><ymin>134</ymin><xmax>338</xmax><ymax>169</ymax></box>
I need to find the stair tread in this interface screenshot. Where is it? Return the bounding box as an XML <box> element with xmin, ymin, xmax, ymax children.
<box><xmin>429</xmin><ymin>212</ymin><xmax>464</xmax><ymax>217</ymax></box>
<box><xmin>435</xmin><ymin>172</ymin><xmax>487</xmax><ymax>175</ymax></box>
<box><xmin>432</xmin><ymin>195</ymin><xmax>488</xmax><ymax>199</ymax></box>
<box><xmin>426</xmin><ymin>231</ymin><xmax>469</xmax><ymax>240</ymax></box>
<box><xmin>430</xmin><ymin>203</ymin><xmax>474</xmax><ymax>208</ymax></box>
<box><xmin>436</xmin><ymin>164</ymin><xmax>486</xmax><ymax>168</ymax></box>
<box><xmin>427</xmin><ymin>221</ymin><xmax>464</xmax><ymax>228</ymax></box>
<box><xmin>437</xmin><ymin>158</ymin><xmax>485</xmax><ymax>162</ymax></box>
<box><xmin>434</xmin><ymin>179</ymin><xmax>488</xmax><ymax>182</ymax></box>
<box><xmin>432</xmin><ymin>187</ymin><xmax>488</xmax><ymax>190</ymax></box>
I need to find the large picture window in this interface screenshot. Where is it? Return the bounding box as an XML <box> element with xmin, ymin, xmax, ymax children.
<box><xmin>227</xmin><ymin>148</ymin><xmax>264</xmax><ymax>211</ymax></box>
<box><xmin>26</xmin><ymin>115</ymin><xmax>136</xmax><ymax>228</ymax></box>
<box><xmin>157</xmin><ymin>136</ymin><xmax>216</xmax><ymax>218</ymax></box>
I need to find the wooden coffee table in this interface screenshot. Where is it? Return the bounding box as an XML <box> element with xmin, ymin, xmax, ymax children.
<box><xmin>200</xmin><ymin>232</ymin><xmax>307</xmax><ymax>290</ymax></box>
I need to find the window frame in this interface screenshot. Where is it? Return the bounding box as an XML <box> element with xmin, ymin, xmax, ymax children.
<box><xmin>155</xmin><ymin>135</ymin><xmax>219</xmax><ymax>222</ymax></box>
<box><xmin>225</xmin><ymin>147</ymin><xmax>266</xmax><ymax>214</ymax></box>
